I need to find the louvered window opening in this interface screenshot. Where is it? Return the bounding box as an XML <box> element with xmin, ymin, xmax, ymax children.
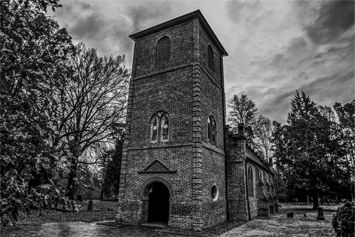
<box><xmin>157</xmin><ymin>37</ymin><xmax>171</xmax><ymax>62</ymax></box>
<box><xmin>208</xmin><ymin>46</ymin><xmax>214</xmax><ymax>71</ymax></box>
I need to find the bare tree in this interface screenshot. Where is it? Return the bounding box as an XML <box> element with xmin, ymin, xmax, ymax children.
<box><xmin>54</xmin><ymin>43</ymin><xmax>130</xmax><ymax>199</ymax></box>
<box><xmin>253</xmin><ymin>114</ymin><xmax>274</xmax><ymax>162</ymax></box>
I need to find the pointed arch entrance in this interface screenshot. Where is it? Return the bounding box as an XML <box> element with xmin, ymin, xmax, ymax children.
<box><xmin>141</xmin><ymin>178</ymin><xmax>172</xmax><ymax>224</ymax></box>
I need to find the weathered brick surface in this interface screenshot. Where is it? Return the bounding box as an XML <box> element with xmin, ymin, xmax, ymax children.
<box><xmin>117</xmin><ymin>14</ymin><xmax>228</xmax><ymax>231</ymax></box>
<box><xmin>117</xmin><ymin>11</ymin><xmax>277</xmax><ymax>231</ymax></box>
<box><xmin>199</xmin><ymin>24</ymin><xmax>222</xmax><ymax>87</ymax></box>
<box><xmin>134</xmin><ymin>21</ymin><xmax>195</xmax><ymax>77</ymax></box>
<box><xmin>225</xmin><ymin>133</ymin><xmax>248</xmax><ymax>221</ymax></box>
<box><xmin>225</xmin><ymin>129</ymin><xmax>277</xmax><ymax>220</ymax></box>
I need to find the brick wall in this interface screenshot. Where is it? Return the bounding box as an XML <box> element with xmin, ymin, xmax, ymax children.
<box><xmin>118</xmin><ymin>15</ymin><xmax>228</xmax><ymax>231</ymax></box>
<box><xmin>225</xmin><ymin>133</ymin><xmax>249</xmax><ymax>221</ymax></box>
<box><xmin>201</xmin><ymin>147</ymin><xmax>226</xmax><ymax>227</ymax></box>
<box><xmin>129</xmin><ymin>68</ymin><xmax>194</xmax><ymax>146</ymax></box>
<box><xmin>198</xmin><ymin>24</ymin><xmax>222</xmax><ymax>87</ymax></box>
<box><xmin>134</xmin><ymin>21</ymin><xmax>194</xmax><ymax>77</ymax></box>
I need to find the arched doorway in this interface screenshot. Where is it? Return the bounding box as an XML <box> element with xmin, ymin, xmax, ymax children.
<box><xmin>146</xmin><ymin>182</ymin><xmax>170</xmax><ymax>223</ymax></box>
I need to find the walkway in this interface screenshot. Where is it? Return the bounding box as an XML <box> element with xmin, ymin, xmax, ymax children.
<box><xmin>1</xmin><ymin>222</ymin><xmax>189</xmax><ymax>237</ymax></box>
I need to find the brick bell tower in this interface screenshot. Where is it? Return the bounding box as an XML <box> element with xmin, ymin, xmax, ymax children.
<box><xmin>116</xmin><ymin>10</ymin><xmax>228</xmax><ymax>231</ymax></box>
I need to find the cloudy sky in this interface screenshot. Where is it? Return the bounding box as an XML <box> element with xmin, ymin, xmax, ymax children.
<box><xmin>51</xmin><ymin>0</ymin><xmax>354</xmax><ymax>124</ymax></box>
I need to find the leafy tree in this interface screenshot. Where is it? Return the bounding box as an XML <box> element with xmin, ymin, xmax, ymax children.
<box><xmin>0</xmin><ymin>0</ymin><xmax>73</xmax><ymax>227</ymax></box>
<box><xmin>333</xmin><ymin>100</ymin><xmax>355</xmax><ymax>200</ymax></box>
<box><xmin>275</xmin><ymin>91</ymin><xmax>348</xmax><ymax>208</ymax></box>
<box><xmin>228</xmin><ymin>94</ymin><xmax>258</xmax><ymax>141</ymax></box>
<box><xmin>101</xmin><ymin>135</ymin><xmax>124</xmax><ymax>199</ymax></box>
<box><xmin>53</xmin><ymin>43</ymin><xmax>130</xmax><ymax>199</ymax></box>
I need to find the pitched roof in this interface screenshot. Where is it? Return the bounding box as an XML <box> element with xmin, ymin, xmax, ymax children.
<box><xmin>246</xmin><ymin>147</ymin><xmax>273</xmax><ymax>174</ymax></box>
<box><xmin>129</xmin><ymin>10</ymin><xmax>228</xmax><ymax>56</ymax></box>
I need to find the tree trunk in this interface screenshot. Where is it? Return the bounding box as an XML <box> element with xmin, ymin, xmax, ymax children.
<box><xmin>67</xmin><ymin>157</ymin><xmax>78</xmax><ymax>200</ymax></box>
<box><xmin>312</xmin><ymin>191</ymin><xmax>319</xmax><ymax>209</ymax></box>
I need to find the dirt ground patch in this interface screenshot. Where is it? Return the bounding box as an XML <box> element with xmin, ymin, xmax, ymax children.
<box><xmin>220</xmin><ymin>204</ymin><xmax>338</xmax><ymax>237</ymax></box>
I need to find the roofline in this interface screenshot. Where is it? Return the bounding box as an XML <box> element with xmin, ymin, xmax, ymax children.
<box><xmin>129</xmin><ymin>10</ymin><xmax>228</xmax><ymax>56</ymax></box>
<box><xmin>246</xmin><ymin>148</ymin><xmax>273</xmax><ymax>174</ymax></box>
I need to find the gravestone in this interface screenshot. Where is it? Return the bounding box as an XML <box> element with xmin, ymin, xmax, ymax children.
<box><xmin>287</xmin><ymin>212</ymin><xmax>294</xmax><ymax>218</ymax></box>
<box><xmin>316</xmin><ymin>207</ymin><xmax>325</xmax><ymax>220</ymax></box>
<box><xmin>87</xmin><ymin>198</ymin><xmax>93</xmax><ymax>211</ymax></box>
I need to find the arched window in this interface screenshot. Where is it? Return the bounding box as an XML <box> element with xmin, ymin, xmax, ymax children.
<box><xmin>208</xmin><ymin>116</ymin><xmax>216</xmax><ymax>145</ymax></box>
<box><xmin>212</xmin><ymin>118</ymin><xmax>216</xmax><ymax>144</ymax></box>
<box><xmin>248</xmin><ymin>166</ymin><xmax>254</xmax><ymax>197</ymax></box>
<box><xmin>160</xmin><ymin>113</ymin><xmax>169</xmax><ymax>141</ymax></box>
<box><xmin>157</xmin><ymin>37</ymin><xmax>171</xmax><ymax>62</ymax></box>
<box><xmin>150</xmin><ymin>115</ymin><xmax>159</xmax><ymax>142</ymax></box>
<box><xmin>208</xmin><ymin>45</ymin><xmax>214</xmax><ymax>71</ymax></box>
<box><xmin>259</xmin><ymin>168</ymin><xmax>263</xmax><ymax>181</ymax></box>
<box><xmin>211</xmin><ymin>185</ymin><xmax>218</xmax><ymax>201</ymax></box>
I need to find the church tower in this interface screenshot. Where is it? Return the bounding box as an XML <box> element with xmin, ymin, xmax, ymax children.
<box><xmin>116</xmin><ymin>10</ymin><xmax>228</xmax><ymax>231</ymax></box>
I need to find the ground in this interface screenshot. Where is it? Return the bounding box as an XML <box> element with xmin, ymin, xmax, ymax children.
<box><xmin>220</xmin><ymin>204</ymin><xmax>337</xmax><ymax>237</ymax></box>
<box><xmin>0</xmin><ymin>203</ymin><xmax>339</xmax><ymax>237</ymax></box>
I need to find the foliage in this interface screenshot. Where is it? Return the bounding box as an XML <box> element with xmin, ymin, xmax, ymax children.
<box><xmin>0</xmin><ymin>0</ymin><xmax>74</xmax><ymax>227</ymax></box>
<box><xmin>273</xmin><ymin>91</ymin><xmax>351</xmax><ymax>209</ymax></box>
<box><xmin>101</xmin><ymin>135</ymin><xmax>124</xmax><ymax>198</ymax></box>
<box><xmin>333</xmin><ymin>100</ymin><xmax>355</xmax><ymax>200</ymax></box>
<box><xmin>273</xmin><ymin>173</ymin><xmax>287</xmax><ymax>201</ymax></box>
<box><xmin>228</xmin><ymin>94</ymin><xmax>258</xmax><ymax>139</ymax></box>
<box><xmin>332</xmin><ymin>201</ymin><xmax>355</xmax><ymax>237</ymax></box>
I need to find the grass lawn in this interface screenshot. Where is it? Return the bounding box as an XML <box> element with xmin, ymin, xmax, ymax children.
<box><xmin>220</xmin><ymin>204</ymin><xmax>339</xmax><ymax>237</ymax></box>
<box><xmin>15</xmin><ymin>200</ymin><xmax>117</xmax><ymax>225</ymax></box>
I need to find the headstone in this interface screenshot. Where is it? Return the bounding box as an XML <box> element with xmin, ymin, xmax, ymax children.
<box><xmin>287</xmin><ymin>212</ymin><xmax>294</xmax><ymax>218</ymax></box>
<box><xmin>316</xmin><ymin>207</ymin><xmax>325</xmax><ymax>220</ymax></box>
<box><xmin>71</xmin><ymin>200</ymin><xmax>79</xmax><ymax>212</ymax></box>
<box><xmin>87</xmin><ymin>198</ymin><xmax>93</xmax><ymax>211</ymax></box>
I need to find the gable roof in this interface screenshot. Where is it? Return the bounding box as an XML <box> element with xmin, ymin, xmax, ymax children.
<box><xmin>129</xmin><ymin>10</ymin><xmax>228</xmax><ymax>56</ymax></box>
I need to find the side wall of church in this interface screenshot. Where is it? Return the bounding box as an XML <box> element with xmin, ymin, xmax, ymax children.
<box><xmin>246</xmin><ymin>164</ymin><xmax>259</xmax><ymax>218</ymax></box>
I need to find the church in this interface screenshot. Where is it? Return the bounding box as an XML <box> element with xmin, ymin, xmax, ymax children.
<box><xmin>116</xmin><ymin>10</ymin><xmax>278</xmax><ymax>231</ymax></box>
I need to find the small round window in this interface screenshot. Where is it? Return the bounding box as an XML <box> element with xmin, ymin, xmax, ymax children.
<box><xmin>211</xmin><ymin>185</ymin><xmax>218</xmax><ymax>201</ymax></box>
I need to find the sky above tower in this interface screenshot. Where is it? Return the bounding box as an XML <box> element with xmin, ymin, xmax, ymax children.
<box><xmin>51</xmin><ymin>0</ymin><xmax>354</xmax><ymax>124</ymax></box>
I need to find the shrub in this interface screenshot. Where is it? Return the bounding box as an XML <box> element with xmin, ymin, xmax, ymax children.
<box><xmin>332</xmin><ymin>201</ymin><xmax>354</xmax><ymax>237</ymax></box>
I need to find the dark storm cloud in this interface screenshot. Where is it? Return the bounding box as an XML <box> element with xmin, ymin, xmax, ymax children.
<box><xmin>299</xmin><ymin>70</ymin><xmax>354</xmax><ymax>100</ymax></box>
<box><xmin>237</xmin><ymin>70</ymin><xmax>354</xmax><ymax>124</ymax></box>
<box><xmin>305</xmin><ymin>0</ymin><xmax>354</xmax><ymax>44</ymax></box>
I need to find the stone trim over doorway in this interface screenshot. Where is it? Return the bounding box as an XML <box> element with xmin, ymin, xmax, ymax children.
<box><xmin>140</xmin><ymin>177</ymin><xmax>174</xmax><ymax>198</ymax></box>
